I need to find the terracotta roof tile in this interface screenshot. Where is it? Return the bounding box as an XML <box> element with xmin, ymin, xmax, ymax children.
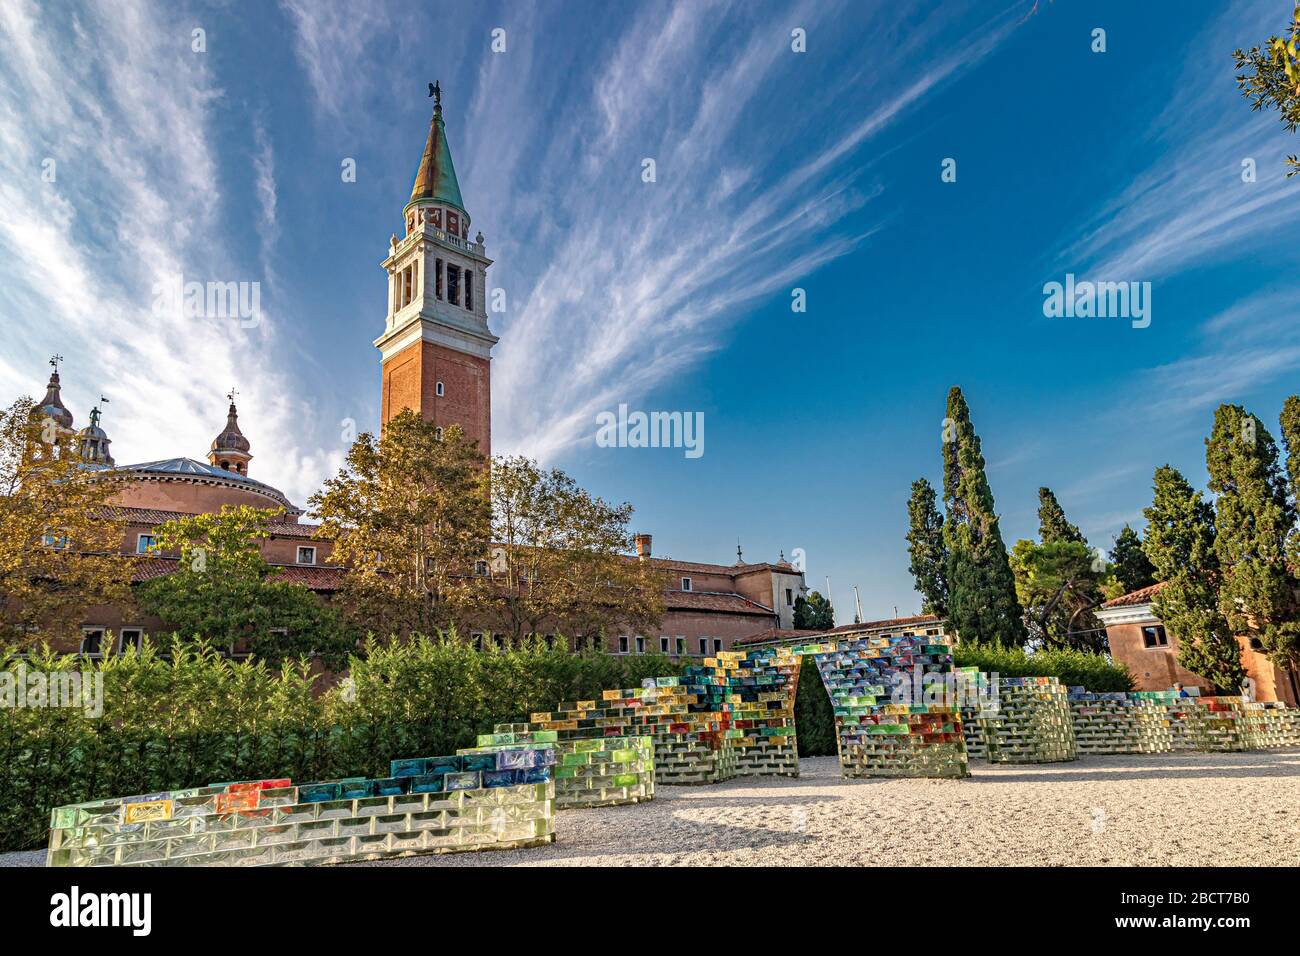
<box><xmin>98</xmin><ymin>505</ymin><xmax>324</xmax><ymax>538</ymax></box>
<box><xmin>663</xmin><ymin>590</ymin><xmax>775</xmax><ymax>616</ymax></box>
<box><xmin>130</xmin><ymin>557</ymin><xmax>343</xmax><ymax>590</ymax></box>
<box><xmin>1101</xmin><ymin>581</ymin><xmax>1165</xmax><ymax>608</ymax></box>
<box><xmin>736</xmin><ymin>613</ymin><xmax>942</xmax><ymax>645</ymax></box>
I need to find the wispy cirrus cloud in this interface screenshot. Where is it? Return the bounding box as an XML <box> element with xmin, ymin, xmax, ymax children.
<box><xmin>1064</xmin><ymin>1</ymin><xmax>1300</xmax><ymax>281</ymax></box>
<box><xmin>0</xmin><ymin>0</ymin><xmax>340</xmax><ymax>506</ymax></box>
<box><xmin>456</xmin><ymin>1</ymin><xmax>1022</xmax><ymax>461</ymax></box>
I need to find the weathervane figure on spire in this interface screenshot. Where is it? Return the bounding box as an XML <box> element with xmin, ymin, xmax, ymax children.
<box><xmin>429</xmin><ymin>81</ymin><xmax>442</xmax><ymax>111</ymax></box>
<box><xmin>227</xmin><ymin>387</ymin><xmax>238</xmax><ymax>405</ymax></box>
<box><xmin>49</xmin><ymin>354</ymin><xmax>62</xmax><ymax>372</ymax></box>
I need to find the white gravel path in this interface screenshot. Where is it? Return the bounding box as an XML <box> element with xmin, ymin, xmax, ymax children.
<box><xmin>6</xmin><ymin>750</ymin><xmax>1297</xmax><ymax>867</ymax></box>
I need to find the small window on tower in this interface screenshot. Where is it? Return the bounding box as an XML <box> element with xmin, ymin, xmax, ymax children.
<box><xmin>447</xmin><ymin>266</ymin><xmax>460</xmax><ymax>305</ymax></box>
<box><xmin>464</xmin><ymin>270</ymin><xmax>473</xmax><ymax>310</ymax></box>
<box><xmin>436</xmin><ymin>381</ymin><xmax>445</xmax><ymax>397</ymax></box>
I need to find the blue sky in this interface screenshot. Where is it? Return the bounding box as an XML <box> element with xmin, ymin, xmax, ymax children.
<box><xmin>2</xmin><ymin>0</ymin><xmax>1298</xmax><ymax>624</ymax></box>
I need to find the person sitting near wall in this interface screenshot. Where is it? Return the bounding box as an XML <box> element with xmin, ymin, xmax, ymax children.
<box><xmin>1173</xmin><ymin>682</ymin><xmax>1190</xmax><ymax>698</ymax></box>
<box><xmin>1240</xmin><ymin>677</ymin><xmax>1256</xmax><ymax>702</ymax></box>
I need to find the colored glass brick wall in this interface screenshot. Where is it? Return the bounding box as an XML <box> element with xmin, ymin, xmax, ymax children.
<box><xmin>48</xmin><ymin>748</ymin><xmax>556</xmax><ymax>867</ymax></box>
<box><xmin>461</xmin><ymin>730</ymin><xmax>654</xmax><ymax>808</ymax></box>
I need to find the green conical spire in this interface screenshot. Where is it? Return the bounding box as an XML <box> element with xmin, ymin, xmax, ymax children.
<box><xmin>409</xmin><ymin>83</ymin><xmax>465</xmax><ymax>211</ymax></box>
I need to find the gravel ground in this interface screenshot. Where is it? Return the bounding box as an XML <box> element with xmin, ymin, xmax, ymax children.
<box><xmin>6</xmin><ymin>750</ymin><xmax>1298</xmax><ymax>867</ymax></box>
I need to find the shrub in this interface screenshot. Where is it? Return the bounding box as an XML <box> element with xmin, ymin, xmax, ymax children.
<box><xmin>954</xmin><ymin>642</ymin><xmax>1134</xmax><ymax>692</ymax></box>
<box><xmin>794</xmin><ymin>664</ymin><xmax>837</xmax><ymax>756</ymax></box>
<box><xmin>0</xmin><ymin>634</ymin><xmax>683</xmax><ymax>851</ymax></box>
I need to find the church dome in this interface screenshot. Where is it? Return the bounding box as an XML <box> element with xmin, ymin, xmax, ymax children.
<box><xmin>105</xmin><ymin>457</ymin><xmax>301</xmax><ymax>516</ymax></box>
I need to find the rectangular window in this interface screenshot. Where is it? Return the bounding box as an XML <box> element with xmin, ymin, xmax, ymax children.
<box><xmin>785</xmin><ymin>588</ymin><xmax>793</xmax><ymax>607</ymax></box>
<box><xmin>618</xmin><ymin>635</ymin><xmax>629</xmax><ymax>654</ymax></box>
<box><xmin>136</xmin><ymin>534</ymin><xmax>157</xmax><ymax>555</ymax></box>
<box><xmin>470</xmin><ymin>632</ymin><xmax>484</xmax><ymax>652</ymax></box>
<box><xmin>544</xmin><ymin>635</ymin><xmax>556</xmax><ymax>650</ymax></box>
<box><xmin>296</xmin><ymin>546</ymin><xmax>316</xmax><ymax>565</ymax></box>
<box><xmin>435</xmin><ymin>258</ymin><xmax>443</xmax><ymax>299</ymax></box>
<box><xmin>675</xmin><ymin>637</ymin><xmax>685</xmax><ymax>657</ymax></box>
<box><xmin>474</xmin><ymin>559</ymin><xmax>488</xmax><ymax>577</ymax></box>
<box><xmin>80</xmin><ymin>629</ymin><xmax>104</xmax><ymax>657</ymax></box>
<box><xmin>493</xmin><ymin>635</ymin><xmax>506</xmax><ymax>652</ymax></box>
<box><xmin>1141</xmin><ymin>625</ymin><xmax>1169</xmax><ymax>649</ymax></box>
<box><xmin>119</xmin><ymin>629</ymin><xmax>144</xmax><ymax>654</ymax></box>
<box><xmin>713</xmin><ymin>638</ymin><xmax>723</xmax><ymax>653</ymax></box>
<box><xmin>699</xmin><ymin>638</ymin><xmax>708</xmax><ymax>656</ymax></box>
<box><xmin>436</xmin><ymin>381</ymin><xmax>445</xmax><ymax>397</ymax></box>
<box><xmin>464</xmin><ymin>269</ymin><xmax>473</xmax><ymax>310</ymax></box>
<box><xmin>447</xmin><ymin>265</ymin><xmax>460</xmax><ymax>305</ymax></box>
<box><xmin>635</xmin><ymin>636</ymin><xmax>645</xmax><ymax>654</ymax></box>
<box><xmin>681</xmin><ymin>577</ymin><xmax>692</xmax><ymax>591</ymax></box>
<box><xmin>660</xmin><ymin>636</ymin><xmax>670</xmax><ymax>654</ymax></box>
<box><xmin>926</xmin><ymin>628</ymin><xmax>939</xmax><ymax>636</ymax></box>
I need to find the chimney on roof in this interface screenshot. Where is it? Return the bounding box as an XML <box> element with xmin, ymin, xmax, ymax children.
<box><xmin>634</xmin><ymin>533</ymin><xmax>652</xmax><ymax>560</ymax></box>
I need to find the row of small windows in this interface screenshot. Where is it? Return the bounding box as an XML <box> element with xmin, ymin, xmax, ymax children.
<box><xmin>616</xmin><ymin>635</ymin><xmax>725</xmax><ymax>657</ymax></box>
<box><xmin>78</xmin><ymin>628</ymin><xmax>273</xmax><ymax>658</ymax></box>
<box><xmin>135</xmin><ymin>534</ymin><xmax>318</xmax><ymax>566</ymax></box>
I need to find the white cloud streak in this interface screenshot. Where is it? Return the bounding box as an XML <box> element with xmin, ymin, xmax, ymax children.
<box><xmin>0</xmin><ymin>0</ymin><xmax>340</xmax><ymax>507</ymax></box>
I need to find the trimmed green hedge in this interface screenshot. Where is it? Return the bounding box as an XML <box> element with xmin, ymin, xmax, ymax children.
<box><xmin>794</xmin><ymin>665</ymin><xmax>837</xmax><ymax>756</ymax></box>
<box><xmin>953</xmin><ymin>642</ymin><xmax>1134</xmax><ymax>692</ymax></box>
<box><xmin>0</xmin><ymin>636</ymin><xmax>681</xmax><ymax>851</ymax></box>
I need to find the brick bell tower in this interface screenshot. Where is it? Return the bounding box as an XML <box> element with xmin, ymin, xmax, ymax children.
<box><xmin>375</xmin><ymin>82</ymin><xmax>497</xmax><ymax>455</ymax></box>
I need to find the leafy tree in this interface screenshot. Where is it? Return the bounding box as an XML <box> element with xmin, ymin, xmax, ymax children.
<box><xmin>1234</xmin><ymin>4</ymin><xmax>1300</xmax><ymax>177</ymax></box>
<box><xmin>135</xmin><ymin>505</ymin><xmax>354</xmax><ymax>667</ymax></box>
<box><xmin>0</xmin><ymin>398</ymin><xmax>133</xmax><ymax>648</ymax></box>
<box><xmin>792</xmin><ymin>590</ymin><xmax>835</xmax><ymax>630</ymax></box>
<box><xmin>482</xmin><ymin>456</ymin><xmax>667</xmax><ymax>645</ymax></box>
<box><xmin>1037</xmin><ymin>487</ymin><xmax>1086</xmax><ymax>545</ymax></box>
<box><xmin>1205</xmin><ymin>404</ymin><xmax>1300</xmax><ymax>674</ymax></box>
<box><xmin>1280</xmin><ymin>394</ymin><xmax>1300</xmax><ymax>559</ymax></box>
<box><xmin>940</xmin><ymin>387</ymin><xmax>1026</xmax><ymax>644</ymax></box>
<box><xmin>1142</xmin><ymin>465</ymin><xmax>1243</xmax><ymax>692</ymax></box>
<box><xmin>1107</xmin><ymin>525</ymin><xmax>1157</xmax><ymax>597</ymax></box>
<box><xmin>310</xmin><ymin>412</ymin><xmax>491</xmax><ymax>638</ymax></box>
<box><xmin>905</xmin><ymin>477</ymin><xmax>948</xmax><ymax>615</ymax></box>
<box><xmin>1010</xmin><ymin>538</ymin><xmax>1108</xmax><ymax>652</ymax></box>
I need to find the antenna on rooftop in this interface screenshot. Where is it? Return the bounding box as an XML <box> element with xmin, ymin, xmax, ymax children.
<box><xmin>853</xmin><ymin>586</ymin><xmax>863</xmax><ymax>625</ymax></box>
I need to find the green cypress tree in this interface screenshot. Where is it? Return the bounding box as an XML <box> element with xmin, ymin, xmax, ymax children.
<box><xmin>1108</xmin><ymin>525</ymin><xmax>1156</xmax><ymax>595</ymax></box>
<box><xmin>940</xmin><ymin>387</ymin><xmax>1026</xmax><ymax>644</ymax></box>
<box><xmin>1280</xmin><ymin>395</ymin><xmax>1300</xmax><ymax>559</ymax></box>
<box><xmin>792</xmin><ymin>590</ymin><xmax>834</xmax><ymax>630</ymax></box>
<box><xmin>1205</xmin><ymin>404</ymin><xmax>1300</xmax><ymax>674</ymax></box>
<box><xmin>1141</xmin><ymin>465</ymin><xmax>1243</xmax><ymax>691</ymax></box>
<box><xmin>906</xmin><ymin>477</ymin><xmax>948</xmax><ymax>616</ymax></box>
<box><xmin>1037</xmin><ymin>487</ymin><xmax>1086</xmax><ymax>545</ymax></box>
